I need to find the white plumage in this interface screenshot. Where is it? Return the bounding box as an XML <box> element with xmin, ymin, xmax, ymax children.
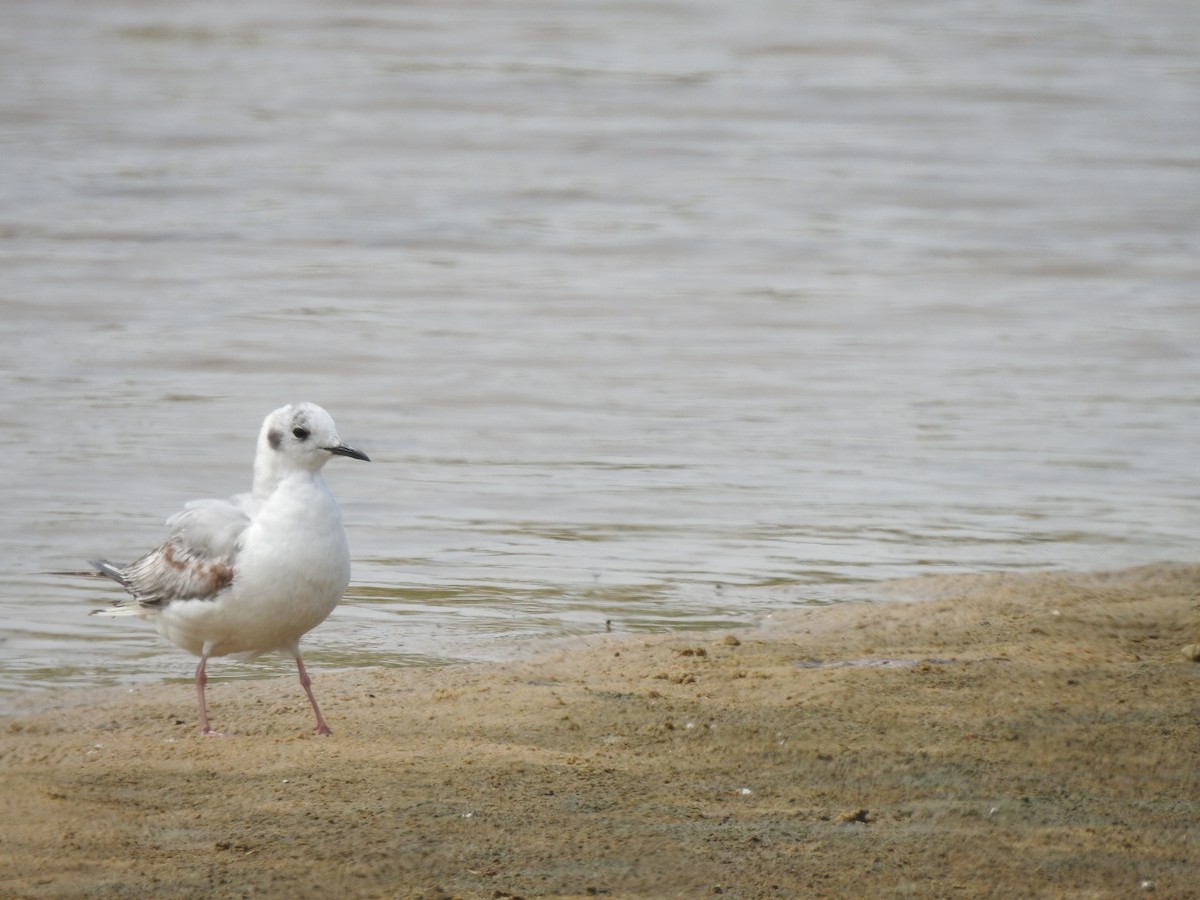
<box><xmin>91</xmin><ymin>402</ymin><xmax>370</xmax><ymax>736</ymax></box>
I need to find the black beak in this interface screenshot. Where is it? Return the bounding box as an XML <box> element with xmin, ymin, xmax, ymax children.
<box><xmin>327</xmin><ymin>442</ymin><xmax>370</xmax><ymax>462</ymax></box>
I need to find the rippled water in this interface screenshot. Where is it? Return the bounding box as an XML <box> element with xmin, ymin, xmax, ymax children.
<box><xmin>2</xmin><ymin>0</ymin><xmax>1197</xmax><ymax>700</ymax></box>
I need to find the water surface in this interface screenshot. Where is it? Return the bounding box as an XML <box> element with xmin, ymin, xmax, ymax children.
<box><xmin>1</xmin><ymin>0</ymin><xmax>1197</xmax><ymax>700</ymax></box>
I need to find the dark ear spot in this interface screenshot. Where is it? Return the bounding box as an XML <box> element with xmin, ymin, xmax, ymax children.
<box><xmin>267</xmin><ymin>429</ymin><xmax>283</xmax><ymax>450</ymax></box>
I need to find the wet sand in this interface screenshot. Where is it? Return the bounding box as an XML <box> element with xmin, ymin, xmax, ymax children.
<box><xmin>3</xmin><ymin>564</ymin><xmax>1198</xmax><ymax>898</ymax></box>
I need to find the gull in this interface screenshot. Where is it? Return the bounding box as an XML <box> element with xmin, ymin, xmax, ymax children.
<box><xmin>89</xmin><ymin>402</ymin><xmax>370</xmax><ymax>736</ymax></box>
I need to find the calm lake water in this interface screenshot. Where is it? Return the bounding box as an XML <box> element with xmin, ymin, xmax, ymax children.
<box><xmin>2</xmin><ymin>0</ymin><xmax>1197</xmax><ymax>702</ymax></box>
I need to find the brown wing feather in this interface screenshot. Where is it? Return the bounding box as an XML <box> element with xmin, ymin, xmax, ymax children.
<box><xmin>92</xmin><ymin>497</ymin><xmax>249</xmax><ymax>612</ymax></box>
<box><xmin>119</xmin><ymin>538</ymin><xmax>236</xmax><ymax>607</ymax></box>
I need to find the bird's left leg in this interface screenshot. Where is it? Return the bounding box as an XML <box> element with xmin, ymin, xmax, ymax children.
<box><xmin>294</xmin><ymin>654</ymin><xmax>332</xmax><ymax>736</ymax></box>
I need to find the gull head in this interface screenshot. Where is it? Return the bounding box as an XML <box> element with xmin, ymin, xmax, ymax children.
<box><xmin>257</xmin><ymin>402</ymin><xmax>371</xmax><ymax>474</ymax></box>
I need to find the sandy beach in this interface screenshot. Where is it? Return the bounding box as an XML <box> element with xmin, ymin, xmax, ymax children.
<box><xmin>3</xmin><ymin>563</ymin><xmax>1198</xmax><ymax>899</ymax></box>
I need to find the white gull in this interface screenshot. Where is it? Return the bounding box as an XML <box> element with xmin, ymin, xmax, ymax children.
<box><xmin>90</xmin><ymin>402</ymin><xmax>370</xmax><ymax>736</ymax></box>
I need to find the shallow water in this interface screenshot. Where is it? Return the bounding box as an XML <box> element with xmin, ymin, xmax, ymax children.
<box><xmin>1</xmin><ymin>0</ymin><xmax>1198</xmax><ymax>700</ymax></box>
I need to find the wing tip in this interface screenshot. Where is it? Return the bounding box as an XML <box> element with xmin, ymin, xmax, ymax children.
<box><xmin>89</xmin><ymin>559</ymin><xmax>127</xmax><ymax>583</ymax></box>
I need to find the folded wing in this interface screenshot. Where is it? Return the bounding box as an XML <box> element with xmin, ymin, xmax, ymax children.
<box><xmin>90</xmin><ymin>496</ymin><xmax>251</xmax><ymax>614</ymax></box>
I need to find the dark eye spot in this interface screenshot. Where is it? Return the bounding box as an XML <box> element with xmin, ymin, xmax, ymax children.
<box><xmin>293</xmin><ymin>427</ymin><xmax>310</xmax><ymax>441</ymax></box>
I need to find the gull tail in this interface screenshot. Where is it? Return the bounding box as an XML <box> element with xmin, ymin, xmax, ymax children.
<box><xmin>88</xmin><ymin>559</ymin><xmax>144</xmax><ymax>617</ymax></box>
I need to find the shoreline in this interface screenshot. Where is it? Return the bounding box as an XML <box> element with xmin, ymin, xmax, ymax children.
<box><xmin>3</xmin><ymin>563</ymin><xmax>1198</xmax><ymax>898</ymax></box>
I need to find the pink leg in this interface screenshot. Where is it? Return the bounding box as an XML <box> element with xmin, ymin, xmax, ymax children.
<box><xmin>195</xmin><ymin>656</ymin><xmax>222</xmax><ymax>736</ymax></box>
<box><xmin>295</xmin><ymin>655</ymin><xmax>332</xmax><ymax>736</ymax></box>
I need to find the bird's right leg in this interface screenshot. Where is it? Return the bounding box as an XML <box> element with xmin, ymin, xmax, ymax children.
<box><xmin>195</xmin><ymin>649</ymin><xmax>222</xmax><ymax>736</ymax></box>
